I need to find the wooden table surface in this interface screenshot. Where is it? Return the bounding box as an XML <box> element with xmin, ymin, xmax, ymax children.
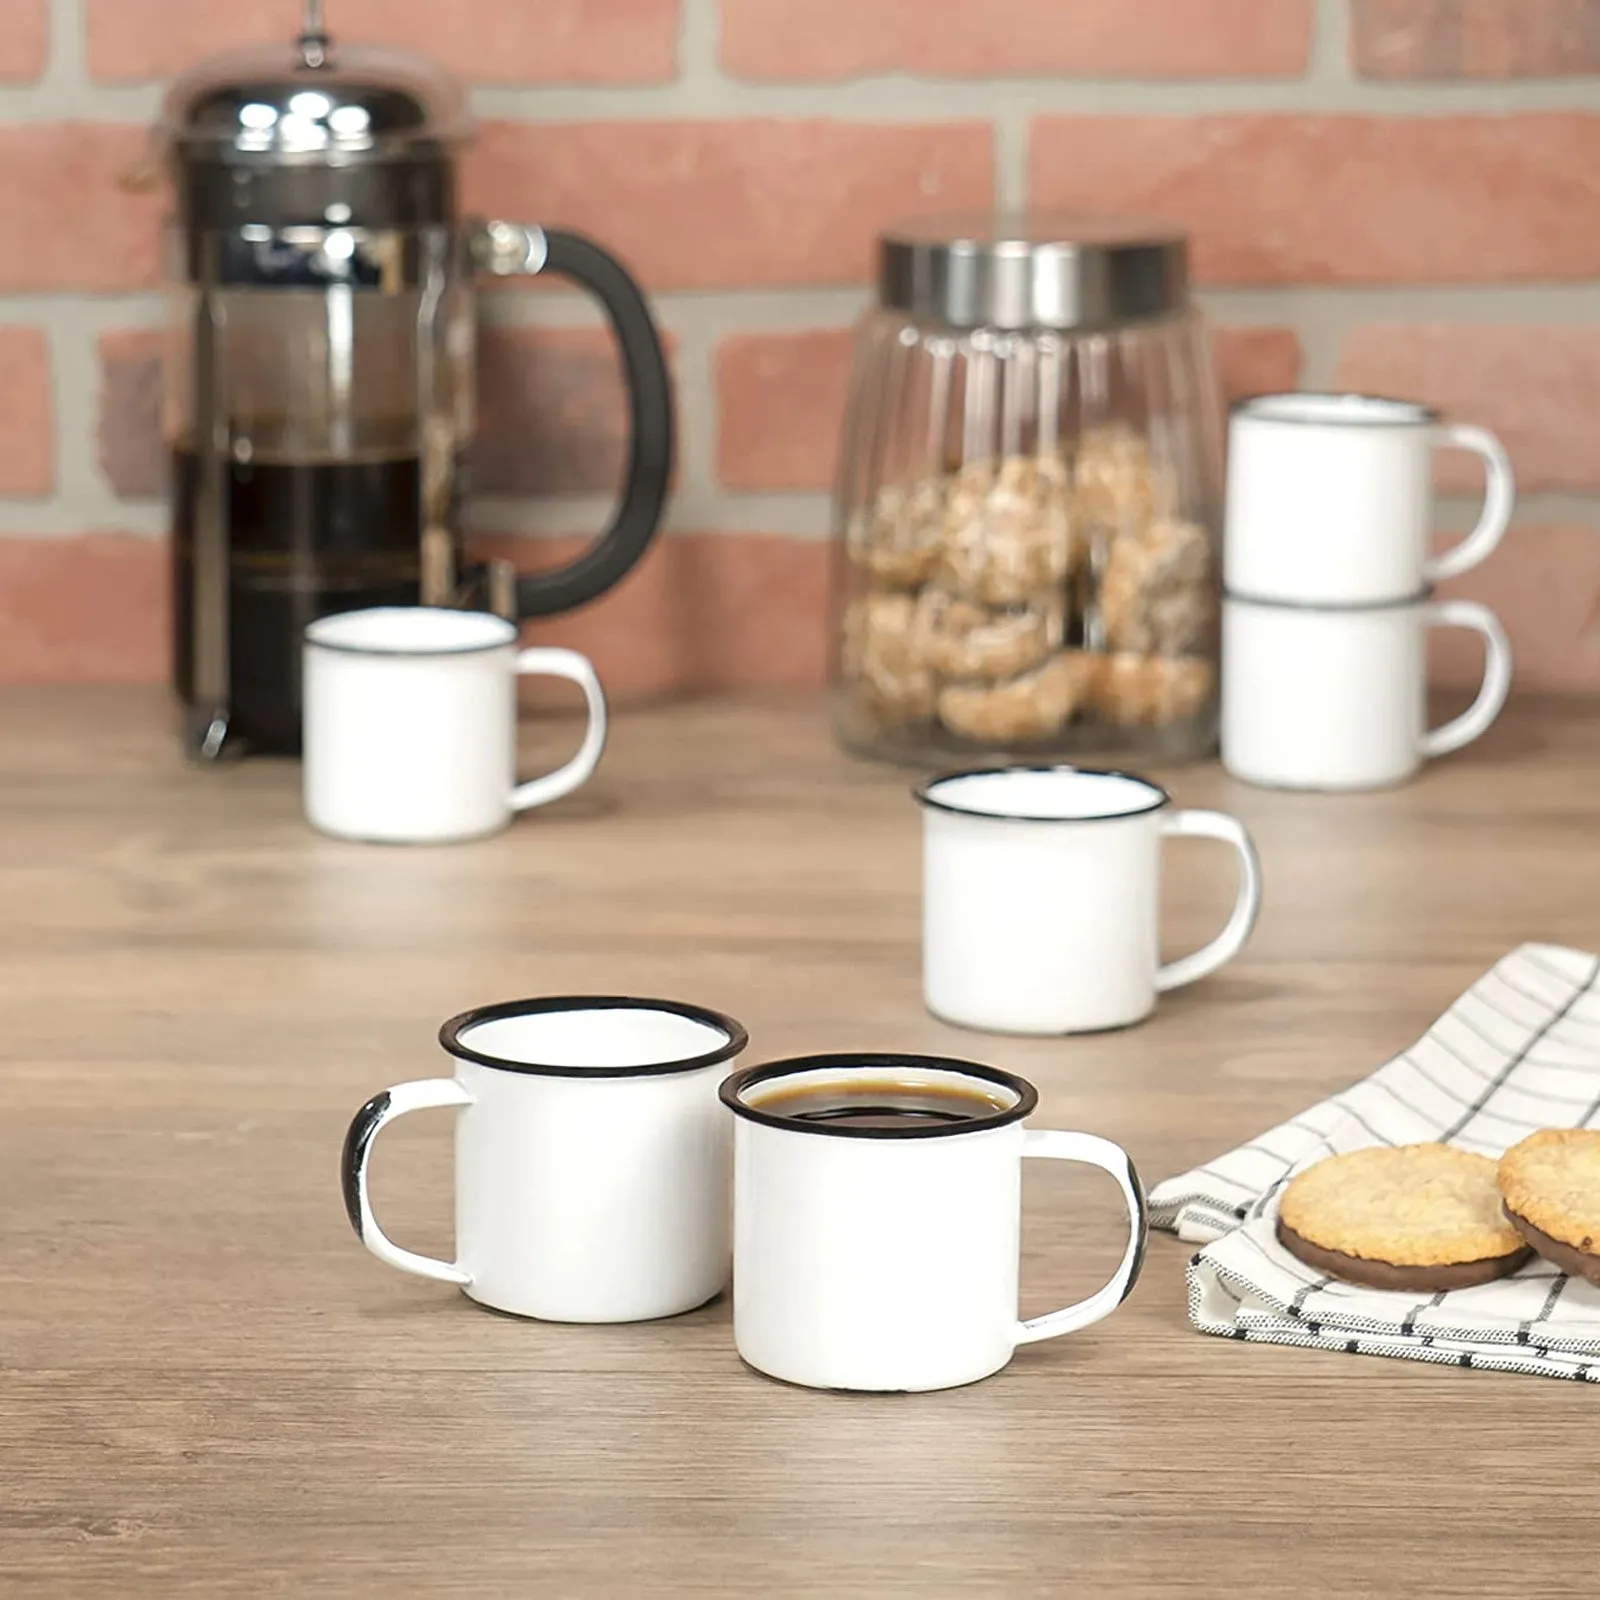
<box><xmin>4</xmin><ymin>687</ymin><xmax>1599</xmax><ymax>1597</ymax></box>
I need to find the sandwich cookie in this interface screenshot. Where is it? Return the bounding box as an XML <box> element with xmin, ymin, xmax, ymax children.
<box><xmin>1277</xmin><ymin>1144</ymin><xmax>1531</xmax><ymax>1291</ymax></box>
<box><xmin>1498</xmin><ymin>1128</ymin><xmax>1600</xmax><ymax>1287</ymax></box>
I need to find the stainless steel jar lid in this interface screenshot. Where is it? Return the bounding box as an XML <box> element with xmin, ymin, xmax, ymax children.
<box><xmin>878</xmin><ymin>216</ymin><xmax>1189</xmax><ymax>331</ymax></box>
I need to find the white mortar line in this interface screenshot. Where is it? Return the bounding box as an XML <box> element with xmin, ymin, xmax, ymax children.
<box><xmin>992</xmin><ymin>105</ymin><xmax>1027</xmax><ymax>214</ymax></box>
<box><xmin>7</xmin><ymin>491</ymin><xmax>1594</xmax><ymax>544</ymax></box>
<box><xmin>1310</xmin><ymin>0</ymin><xmax>1355</xmax><ymax>86</ymax></box>
<box><xmin>471</xmin><ymin>489</ymin><xmax>833</xmax><ymax>540</ymax></box>
<box><xmin>7</xmin><ymin>75</ymin><xmax>1600</xmax><ymax>124</ymax></box>
<box><xmin>10</xmin><ymin>283</ymin><xmax>1600</xmax><ymax>332</ymax></box>
<box><xmin>676</xmin><ymin>0</ymin><xmax>723</xmax><ymax>91</ymax></box>
<box><xmin>1437</xmin><ymin>494</ymin><xmax>1600</xmax><ymax>531</ymax></box>
<box><xmin>42</xmin><ymin>0</ymin><xmax>84</xmax><ymax>91</ymax></box>
<box><xmin>0</xmin><ymin>500</ymin><xmax>165</xmax><ymax>536</ymax></box>
<box><xmin>464</xmin><ymin>76</ymin><xmax>1600</xmax><ymax>119</ymax></box>
<box><xmin>657</xmin><ymin>304</ymin><xmax>720</xmax><ymax>534</ymax></box>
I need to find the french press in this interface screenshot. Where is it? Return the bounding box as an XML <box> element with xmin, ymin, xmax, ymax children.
<box><xmin>159</xmin><ymin>1</ymin><xmax>672</xmax><ymax>758</ymax></box>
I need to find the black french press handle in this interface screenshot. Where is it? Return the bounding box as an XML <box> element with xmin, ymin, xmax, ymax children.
<box><xmin>500</xmin><ymin>226</ymin><xmax>673</xmax><ymax>618</ymax></box>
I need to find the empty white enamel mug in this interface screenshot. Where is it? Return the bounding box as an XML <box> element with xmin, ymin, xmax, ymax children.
<box><xmin>1226</xmin><ymin>393</ymin><xmax>1515</xmax><ymax>605</ymax></box>
<box><xmin>917</xmin><ymin>767</ymin><xmax>1262</xmax><ymax>1035</ymax></box>
<box><xmin>303</xmin><ymin>607</ymin><xmax>606</xmax><ymax>844</ymax></box>
<box><xmin>1222</xmin><ymin>592</ymin><xmax>1513</xmax><ymax>792</ymax></box>
<box><xmin>340</xmin><ymin>997</ymin><xmax>747</xmax><ymax>1322</ymax></box>
<box><xmin>722</xmin><ymin>1053</ymin><xmax>1147</xmax><ymax>1392</ymax></box>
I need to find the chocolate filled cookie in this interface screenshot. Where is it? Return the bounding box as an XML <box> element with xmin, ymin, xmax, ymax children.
<box><xmin>1499</xmin><ymin>1128</ymin><xmax>1600</xmax><ymax>1287</ymax></box>
<box><xmin>1277</xmin><ymin>1144</ymin><xmax>1531</xmax><ymax>1291</ymax></box>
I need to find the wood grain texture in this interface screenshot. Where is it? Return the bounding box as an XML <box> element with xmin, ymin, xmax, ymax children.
<box><xmin>3</xmin><ymin>688</ymin><xmax>1600</xmax><ymax>1597</ymax></box>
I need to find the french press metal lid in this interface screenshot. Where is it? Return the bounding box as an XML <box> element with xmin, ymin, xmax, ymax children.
<box><xmin>160</xmin><ymin>1</ymin><xmax>673</xmax><ymax>759</ymax></box>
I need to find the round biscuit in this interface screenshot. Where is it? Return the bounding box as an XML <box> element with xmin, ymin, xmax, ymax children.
<box><xmin>1278</xmin><ymin>1144</ymin><xmax>1526</xmax><ymax>1269</ymax></box>
<box><xmin>1498</xmin><ymin>1128</ymin><xmax>1600</xmax><ymax>1257</ymax></box>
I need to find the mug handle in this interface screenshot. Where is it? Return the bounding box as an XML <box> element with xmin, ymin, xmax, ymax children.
<box><xmin>1015</xmin><ymin>1131</ymin><xmax>1148</xmax><ymax>1345</ymax></box>
<box><xmin>340</xmin><ymin>1080</ymin><xmax>474</xmax><ymax>1286</ymax></box>
<box><xmin>510</xmin><ymin>647</ymin><xmax>608</xmax><ymax>812</ymax></box>
<box><xmin>1426</xmin><ymin>423</ymin><xmax>1515</xmax><ymax>584</ymax></box>
<box><xmin>1420</xmin><ymin>598</ymin><xmax>1513</xmax><ymax>760</ymax></box>
<box><xmin>1154</xmin><ymin>811</ymin><xmax>1263</xmax><ymax>993</ymax></box>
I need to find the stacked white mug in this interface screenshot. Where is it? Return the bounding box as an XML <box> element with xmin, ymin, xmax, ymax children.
<box><xmin>1221</xmin><ymin>393</ymin><xmax>1515</xmax><ymax>791</ymax></box>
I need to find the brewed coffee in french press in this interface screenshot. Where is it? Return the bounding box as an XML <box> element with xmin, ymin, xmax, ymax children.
<box><xmin>159</xmin><ymin>0</ymin><xmax>672</xmax><ymax>757</ymax></box>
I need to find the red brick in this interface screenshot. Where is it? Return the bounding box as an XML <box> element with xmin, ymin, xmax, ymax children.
<box><xmin>1030</xmin><ymin>115</ymin><xmax>1600</xmax><ymax>285</ymax></box>
<box><xmin>723</xmin><ymin>0</ymin><xmax>1311</xmax><ymax>80</ymax></box>
<box><xmin>0</xmin><ymin>126</ymin><xmax>161</xmax><ymax>292</ymax></box>
<box><xmin>715</xmin><ymin>324</ymin><xmax>1301</xmax><ymax>492</ymax></box>
<box><xmin>0</xmin><ymin>0</ymin><xmax>47</xmax><ymax>81</ymax></box>
<box><xmin>0</xmin><ymin>328</ymin><xmax>53</xmax><ymax>496</ymax></box>
<box><xmin>476</xmin><ymin>532</ymin><xmax>828</xmax><ymax>701</ymax></box>
<box><xmin>0</xmin><ymin>536</ymin><xmax>166</xmax><ymax>683</ymax></box>
<box><xmin>477</xmin><ymin>325</ymin><xmax>679</xmax><ymax>497</ymax></box>
<box><xmin>1352</xmin><ymin>0</ymin><xmax>1600</xmax><ymax>78</ymax></box>
<box><xmin>98</xmin><ymin>330</ymin><xmax>163</xmax><ymax>501</ymax></box>
<box><xmin>1213</xmin><ymin>326</ymin><xmax>1302</xmax><ymax>403</ymax></box>
<box><xmin>466</xmin><ymin>121</ymin><xmax>994</xmax><ymax>292</ymax></box>
<box><xmin>1432</xmin><ymin>525</ymin><xmax>1600</xmax><ymax>693</ymax></box>
<box><xmin>1337</xmin><ymin>325</ymin><xmax>1600</xmax><ymax>493</ymax></box>
<box><xmin>87</xmin><ymin>0</ymin><xmax>677</xmax><ymax>84</ymax></box>
<box><xmin>716</xmin><ymin>329</ymin><xmax>853</xmax><ymax>491</ymax></box>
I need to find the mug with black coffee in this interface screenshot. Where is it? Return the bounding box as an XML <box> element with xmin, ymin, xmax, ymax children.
<box><xmin>720</xmin><ymin>1053</ymin><xmax>1147</xmax><ymax>1392</ymax></box>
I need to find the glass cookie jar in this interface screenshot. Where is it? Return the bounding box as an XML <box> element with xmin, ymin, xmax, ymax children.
<box><xmin>831</xmin><ymin>218</ymin><xmax>1224</xmax><ymax>765</ymax></box>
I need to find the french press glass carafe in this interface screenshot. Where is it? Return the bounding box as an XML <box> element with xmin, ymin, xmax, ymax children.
<box><xmin>159</xmin><ymin>1</ymin><xmax>672</xmax><ymax>758</ymax></box>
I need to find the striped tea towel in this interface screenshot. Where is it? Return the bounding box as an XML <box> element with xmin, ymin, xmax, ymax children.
<box><xmin>1150</xmin><ymin>943</ymin><xmax>1600</xmax><ymax>1382</ymax></box>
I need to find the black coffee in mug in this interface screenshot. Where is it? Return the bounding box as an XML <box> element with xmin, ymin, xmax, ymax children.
<box><xmin>758</xmin><ymin>1077</ymin><xmax>1011</xmax><ymax>1131</ymax></box>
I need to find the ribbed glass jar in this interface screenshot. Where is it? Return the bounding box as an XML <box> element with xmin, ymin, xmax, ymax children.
<box><xmin>831</xmin><ymin>219</ymin><xmax>1224</xmax><ymax>765</ymax></box>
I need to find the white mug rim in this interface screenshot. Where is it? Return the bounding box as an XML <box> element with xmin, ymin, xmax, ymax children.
<box><xmin>440</xmin><ymin>995</ymin><xmax>749</xmax><ymax>1080</ymax></box>
<box><xmin>305</xmin><ymin>606</ymin><xmax>517</xmax><ymax>658</ymax></box>
<box><xmin>1230</xmin><ymin>391</ymin><xmax>1442</xmax><ymax>429</ymax></box>
<box><xmin>720</xmin><ymin>1052</ymin><xmax>1038</xmax><ymax>1140</ymax></box>
<box><xmin>914</xmin><ymin>764</ymin><xmax>1171</xmax><ymax>825</ymax></box>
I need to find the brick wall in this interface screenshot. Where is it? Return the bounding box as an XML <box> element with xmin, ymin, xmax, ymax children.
<box><xmin>1</xmin><ymin>0</ymin><xmax>1598</xmax><ymax>697</ymax></box>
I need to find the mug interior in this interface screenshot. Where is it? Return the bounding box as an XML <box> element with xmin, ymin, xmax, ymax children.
<box><xmin>306</xmin><ymin>606</ymin><xmax>517</xmax><ymax>656</ymax></box>
<box><xmin>442</xmin><ymin>997</ymin><xmax>747</xmax><ymax>1078</ymax></box>
<box><xmin>916</xmin><ymin>766</ymin><xmax>1168</xmax><ymax>823</ymax></box>
<box><xmin>1234</xmin><ymin>392</ymin><xmax>1436</xmax><ymax>429</ymax></box>
<box><xmin>722</xmin><ymin>1053</ymin><xmax>1038</xmax><ymax>1139</ymax></box>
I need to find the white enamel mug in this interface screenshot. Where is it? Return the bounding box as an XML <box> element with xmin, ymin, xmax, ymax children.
<box><xmin>340</xmin><ymin>997</ymin><xmax>747</xmax><ymax>1322</ymax></box>
<box><xmin>1225</xmin><ymin>393</ymin><xmax>1515</xmax><ymax>605</ymax></box>
<box><xmin>917</xmin><ymin>767</ymin><xmax>1262</xmax><ymax>1035</ymax></box>
<box><xmin>303</xmin><ymin>607</ymin><xmax>607</xmax><ymax>844</ymax></box>
<box><xmin>1221</xmin><ymin>591</ymin><xmax>1513</xmax><ymax>792</ymax></box>
<box><xmin>722</xmin><ymin>1053</ymin><xmax>1147</xmax><ymax>1392</ymax></box>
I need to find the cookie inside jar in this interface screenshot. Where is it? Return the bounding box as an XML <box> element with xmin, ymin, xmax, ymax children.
<box><xmin>914</xmin><ymin>586</ymin><xmax>1065</xmax><ymax>683</ymax></box>
<box><xmin>935</xmin><ymin>454</ymin><xmax>1081</xmax><ymax>607</ymax></box>
<box><xmin>831</xmin><ymin>222</ymin><xmax>1223</xmax><ymax>763</ymax></box>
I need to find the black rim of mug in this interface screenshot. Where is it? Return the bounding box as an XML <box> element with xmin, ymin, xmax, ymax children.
<box><xmin>440</xmin><ymin>996</ymin><xmax>749</xmax><ymax>1079</ymax></box>
<box><xmin>913</xmin><ymin>764</ymin><xmax>1171</xmax><ymax>825</ymax></box>
<box><xmin>304</xmin><ymin>608</ymin><xmax>518</xmax><ymax>658</ymax></box>
<box><xmin>1229</xmin><ymin>390</ymin><xmax>1442</xmax><ymax>426</ymax></box>
<box><xmin>720</xmin><ymin>1051</ymin><xmax>1039</xmax><ymax>1140</ymax></box>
